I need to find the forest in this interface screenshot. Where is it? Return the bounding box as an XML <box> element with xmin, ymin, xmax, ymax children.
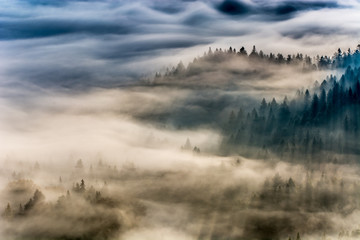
<box><xmin>223</xmin><ymin>65</ymin><xmax>360</xmax><ymax>162</ymax></box>
<box><xmin>1</xmin><ymin>44</ymin><xmax>360</xmax><ymax>240</ymax></box>
<box><xmin>3</xmin><ymin>0</ymin><xmax>360</xmax><ymax>239</ymax></box>
<box><xmin>152</xmin><ymin>45</ymin><xmax>360</xmax><ymax>162</ymax></box>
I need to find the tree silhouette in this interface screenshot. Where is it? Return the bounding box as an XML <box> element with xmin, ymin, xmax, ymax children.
<box><xmin>2</xmin><ymin>203</ymin><xmax>12</xmax><ymax>217</ymax></box>
<box><xmin>80</xmin><ymin>179</ymin><xmax>86</xmax><ymax>192</ymax></box>
<box><xmin>182</xmin><ymin>138</ymin><xmax>192</xmax><ymax>150</ymax></box>
<box><xmin>24</xmin><ymin>189</ymin><xmax>44</xmax><ymax>212</ymax></box>
<box><xmin>75</xmin><ymin>159</ymin><xmax>84</xmax><ymax>169</ymax></box>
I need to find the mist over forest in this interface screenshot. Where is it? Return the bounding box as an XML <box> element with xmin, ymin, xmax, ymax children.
<box><xmin>2</xmin><ymin>0</ymin><xmax>360</xmax><ymax>240</ymax></box>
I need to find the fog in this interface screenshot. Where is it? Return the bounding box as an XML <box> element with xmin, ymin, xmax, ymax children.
<box><xmin>1</xmin><ymin>0</ymin><xmax>360</xmax><ymax>88</ymax></box>
<box><xmin>2</xmin><ymin>0</ymin><xmax>360</xmax><ymax>239</ymax></box>
<box><xmin>2</xmin><ymin>56</ymin><xmax>360</xmax><ymax>239</ymax></box>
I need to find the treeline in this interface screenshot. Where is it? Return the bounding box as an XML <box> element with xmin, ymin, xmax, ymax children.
<box><xmin>2</xmin><ymin>162</ymin><xmax>360</xmax><ymax>239</ymax></box>
<box><xmin>154</xmin><ymin>44</ymin><xmax>360</xmax><ymax>80</ymax></box>
<box><xmin>222</xmin><ymin>66</ymin><xmax>360</xmax><ymax>161</ymax></box>
<box><xmin>253</xmin><ymin>173</ymin><xmax>352</xmax><ymax>213</ymax></box>
<box><xmin>1</xmin><ymin>178</ymin><xmax>145</xmax><ymax>240</ymax></box>
<box><xmin>247</xmin><ymin>172</ymin><xmax>360</xmax><ymax>240</ymax></box>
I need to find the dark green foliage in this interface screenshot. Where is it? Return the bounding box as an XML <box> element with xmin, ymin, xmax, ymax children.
<box><xmin>223</xmin><ymin>65</ymin><xmax>360</xmax><ymax>161</ymax></box>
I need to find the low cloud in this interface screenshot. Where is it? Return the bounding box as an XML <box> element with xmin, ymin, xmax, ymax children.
<box><xmin>0</xmin><ymin>0</ymin><xmax>359</xmax><ymax>89</ymax></box>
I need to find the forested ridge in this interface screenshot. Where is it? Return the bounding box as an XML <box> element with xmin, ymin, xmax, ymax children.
<box><xmin>3</xmin><ymin>0</ymin><xmax>360</xmax><ymax>239</ymax></box>
<box><xmin>154</xmin><ymin>44</ymin><xmax>360</xmax><ymax>81</ymax></box>
<box><xmin>2</xmin><ymin>45</ymin><xmax>360</xmax><ymax>240</ymax></box>
<box><xmin>152</xmin><ymin>45</ymin><xmax>360</xmax><ymax>162</ymax></box>
<box><xmin>223</xmin><ymin>66</ymin><xmax>360</xmax><ymax>160</ymax></box>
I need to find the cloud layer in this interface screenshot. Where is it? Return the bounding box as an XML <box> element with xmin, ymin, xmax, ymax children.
<box><xmin>1</xmin><ymin>3</ymin><xmax>360</xmax><ymax>238</ymax></box>
<box><xmin>0</xmin><ymin>0</ymin><xmax>360</xmax><ymax>89</ymax></box>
